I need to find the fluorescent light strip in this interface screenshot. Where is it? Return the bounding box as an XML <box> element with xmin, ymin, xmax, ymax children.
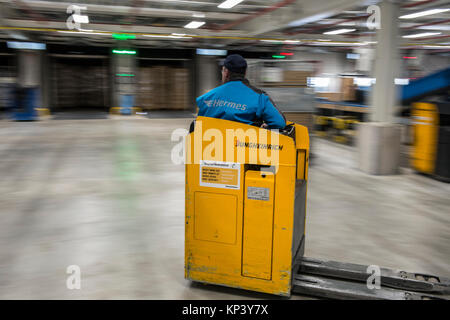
<box><xmin>218</xmin><ymin>0</ymin><xmax>245</xmax><ymax>9</ymax></box>
<box><xmin>58</xmin><ymin>31</ymin><xmax>108</xmax><ymax>36</ymax></box>
<box><xmin>422</xmin><ymin>45</ymin><xmax>450</xmax><ymax>49</ymax></box>
<box><xmin>144</xmin><ymin>34</ymin><xmax>192</xmax><ymax>39</ymax></box>
<box><xmin>403</xmin><ymin>32</ymin><xmax>441</xmax><ymax>38</ymax></box>
<box><xmin>112</xmin><ymin>49</ymin><xmax>136</xmax><ymax>55</ymax></box>
<box><xmin>418</xmin><ymin>25</ymin><xmax>450</xmax><ymax>31</ymax></box>
<box><xmin>184</xmin><ymin>21</ymin><xmax>205</xmax><ymax>29</ymax></box>
<box><xmin>7</xmin><ymin>41</ymin><xmax>46</xmax><ymax>50</ymax></box>
<box><xmin>323</xmin><ymin>28</ymin><xmax>356</xmax><ymax>35</ymax></box>
<box><xmin>400</xmin><ymin>8</ymin><xmax>450</xmax><ymax>19</ymax></box>
<box><xmin>311</xmin><ymin>41</ymin><xmax>366</xmax><ymax>46</ymax></box>
<box><xmin>196</xmin><ymin>49</ymin><xmax>227</xmax><ymax>56</ymax></box>
<box><xmin>260</xmin><ymin>40</ymin><xmax>283</xmax><ymax>43</ymax></box>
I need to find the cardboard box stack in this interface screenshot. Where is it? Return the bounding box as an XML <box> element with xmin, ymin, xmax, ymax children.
<box><xmin>84</xmin><ymin>66</ymin><xmax>107</xmax><ymax>107</ymax></box>
<box><xmin>282</xmin><ymin>70</ymin><xmax>312</xmax><ymax>86</ymax></box>
<box><xmin>137</xmin><ymin>67</ymin><xmax>156</xmax><ymax>110</ymax></box>
<box><xmin>152</xmin><ymin>66</ymin><xmax>169</xmax><ymax>109</ymax></box>
<box><xmin>340</xmin><ymin>77</ymin><xmax>356</xmax><ymax>102</ymax></box>
<box><xmin>54</xmin><ymin>63</ymin><xmax>76</xmax><ymax>109</ymax></box>
<box><xmin>168</xmin><ymin>68</ymin><xmax>189</xmax><ymax>110</ymax></box>
<box><xmin>54</xmin><ymin>63</ymin><xmax>108</xmax><ymax>109</ymax></box>
<box><xmin>137</xmin><ymin>66</ymin><xmax>190</xmax><ymax>110</ymax></box>
<box><xmin>316</xmin><ymin>92</ymin><xmax>342</xmax><ymax>102</ymax></box>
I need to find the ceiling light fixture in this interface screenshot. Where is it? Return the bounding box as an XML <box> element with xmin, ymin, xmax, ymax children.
<box><xmin>422</xmin><ymin>45</ymin><xmax>450</xmax><ymax>49</ymax></box>
<box><xmin>312</xmin><ymin>41</ymin><xmax>365</xmax><ymax>46</ymax></box>
<box><xmin>58</xmin><ymin>31</ymin><xmax>108</xmax><ymax>35</ymax></box>
<box><xmin>218</xmin><ymin>0</ymin><xmax>245</xmax><ymax>9</ymax></box>
<box><xmin>184</xmin><ymin>21</ymin><xmax>205</xmax><ymax>29</ymax></box>
<box><xmin>400</xmin><ymin>8</ymin><xmax>450</xmax><ymax>19</ymax></box>
<box><xmin>193</xmin><ymin>13</ymin><xmax>206</xmax><ymax>18</ymax></box>
<box><xmin>323</xmin><ymin>28</ymin><xmax>356</xmax><ymax>35</ymax></box>
<box><xmin>418</xmin><ymin>25</ymin><xmax>450</xmax><ymax>31</ymax></box>
<box><xmin>260</xmin><ymin>40</ymin><xmax>283</xmax><ymax>43</ymax></box>
<box><xmin>143</xmin><ymin>34</ymin><xmax>192</xmax><ymax>39</ymax></box>
<box><xmin>7</xmin><ymin>42</ymin><xmax>46</xmax><ymax>50</ymax></box>
<box><xmin>402</xmin><ymin>32</ymin><xmax>441</xmax><ymax>38</ymax></box>
<box><xmin>112</xmin><ymin>49</ymin><xmax>136</xmax><ymax>55</ymax></box>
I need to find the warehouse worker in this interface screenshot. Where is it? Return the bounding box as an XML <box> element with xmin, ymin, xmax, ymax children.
<box><xmin>196</xmin><ymin>54</ymin><xmax>286</xmax><ymax>129</ymax></box>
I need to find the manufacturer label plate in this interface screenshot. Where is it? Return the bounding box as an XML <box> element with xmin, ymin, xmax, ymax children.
<box><xmin>247</xmin><ymin>187</ymin><xmax>270</xmax><ymax>201</ymax></box>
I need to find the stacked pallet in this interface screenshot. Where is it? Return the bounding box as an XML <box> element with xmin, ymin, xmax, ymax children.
<box><xmin>283</xmin><ymin>70</ymin><xmax>311</xmax><ymax>86</ymax></box>
<box><xmin>340</xmin><ymin>77</ymin><xmax>356</xmax><ymax>102</ymax></box>
<box><xmin>53</xmin><ymin>63</ymin><xmax>108</xmax><ymax>109</ymax></box>
<box><xmin>152</xmin><ymin>66</ymin><xmax>169</xmax><ymax>109</ymax></box>
<box><xmin>168</xmin><ymin>68</ymin><xmax>189</xmax><ymax>110</ymax></box>
<box><xmin>137</xmin><ymin>66</ymin><xmax>190</xmax><ymax>110</ymax></box>
<box><xmin>316</xmin><ymin>92</ymin><xmax>342</xmax><ymax>101</ymax></box>
<box><xmin>136</xmin><ymin>67</ymin><xmax>156</xmax><ymax>110</ymax></box>
<box><xmin>54</xmin><ymin>64</ymin><xmax>77</xmax><ymax>109</ymax></box>
<box><xmin>81</xmin><ymin>66</ymin><xmax>107</xmax><ymax>107</ymax></box>
<box><xmin>262</xmin><ymin>69</ymin><xmax>312</xmax><ymax>87</ymax></box>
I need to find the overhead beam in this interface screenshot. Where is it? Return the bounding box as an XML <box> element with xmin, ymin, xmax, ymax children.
<box><xmin>1</xmin><ymin>19</ymin><xmax>245</xmax><ymax>37</ymax></box>
<box><xmin>0</xmin><ymin>0</ymin><xmax>245</xmax><ymax>21</ymax></box>
<box><xmin>235</xmin><ymin>0</ymin><xmax>380</xmax><ymax>36</ymax></box>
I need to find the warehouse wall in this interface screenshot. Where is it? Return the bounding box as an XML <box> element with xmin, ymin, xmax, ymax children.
<box><xmin>293</xmin><ymin>50</ymin><xmax>350</xmax><ymax>92</ymax></box>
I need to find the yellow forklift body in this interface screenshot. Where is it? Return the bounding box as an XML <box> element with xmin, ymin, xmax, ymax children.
<box><xmin>411</xmin><ymin>102</ymin><xmax>439</xmax><ymax>174</ymax></box>
<box><xmin>185</xmin><ymin>116</ymin><xmax>309</xmax><ymax>296</ymax></box>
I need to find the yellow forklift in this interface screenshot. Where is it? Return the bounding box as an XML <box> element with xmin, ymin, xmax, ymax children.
<box><xmin>184</xmin><ymin>116</ymin><xmax>450</xmax><ymax>299</ymax></box>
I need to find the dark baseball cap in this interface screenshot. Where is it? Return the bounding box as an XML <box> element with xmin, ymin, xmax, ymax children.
<box><xmin>220</xmin><ymin>54</ymin><xmax>247</xmax><ymax>73</ymax></box>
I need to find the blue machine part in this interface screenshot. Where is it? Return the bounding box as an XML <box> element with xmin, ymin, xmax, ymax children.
<box><xmin>13</xmin><ymin>87</ymin><xmax>39</xmax><ymax>121</ymax></box>
<box><xmin>401</xmin><ymin>67</ymin><xmax>450</xmax><ymax>104</ymax></box>
<box><xmin>120</xmin><ymin>94</ymin><xmax>135</xmax><ymax>115</ymax></box>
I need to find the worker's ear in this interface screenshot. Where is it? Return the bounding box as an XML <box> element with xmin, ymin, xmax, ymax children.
<box><xmin>221</xmin><ymin>67</ymin><xmax>229</xmax><ymax>83</ymax></box>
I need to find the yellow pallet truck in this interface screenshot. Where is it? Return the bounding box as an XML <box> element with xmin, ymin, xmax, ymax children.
<box><xmin>185</xmin><ymin>116</ymin><xmax>450</xmax><ymax>299</ymax></box>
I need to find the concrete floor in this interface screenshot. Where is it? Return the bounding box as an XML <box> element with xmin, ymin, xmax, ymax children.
<box><xmin>0</xmin><ymin>118</ymin><xmax>448</xmax><ymax>299</ymax></box>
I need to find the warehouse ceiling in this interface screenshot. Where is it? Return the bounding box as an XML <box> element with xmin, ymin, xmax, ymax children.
<box><xmin>0</xmin><ymin>0</ymin><xmax>448</xmax><ymax>52</ymax></box>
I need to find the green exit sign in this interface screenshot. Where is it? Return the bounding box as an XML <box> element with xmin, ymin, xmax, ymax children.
<box><xmin>112</xmin><ymin>34</ymin><xmax>136</xmax><ymax>40</ymax></box>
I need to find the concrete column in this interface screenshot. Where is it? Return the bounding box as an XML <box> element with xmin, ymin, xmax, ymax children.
<box><xmin>18</xmin><ymin>50</ymin><xmax>41</xmax><ymax>88</ymax></box>
<box><xmin>371</xmin><ymin>0</ymin><xmax>401</xmax><ymax>122</ymax></box>
<box><xmin>358</xmin><ymin>0</ymin><xmax>402</xmax><ymax>175</ymax></box>
<box><xmin>111</xmin><ymin>49</ymin><xmax>137</xmax><ymax>115</ymax></box>
<box><xmin>16</xmin><ymin>50</ymin><xmax>43</xmax><ymax>120</ymax></box>
<box><xmin>357</xmin><ymin>122</ymin><xmax>401</xmax><ymax>175</ymax></box>
<box><xmin>195</xmin><ymin>55</ymin><xmax>220</xmax><ymax>97</ymax></box>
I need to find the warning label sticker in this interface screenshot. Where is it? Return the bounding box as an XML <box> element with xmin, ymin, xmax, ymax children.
<box><xmin>200</xmin><ymin>160</ymin><xmax>240</xmax><ymax>190</ymax></box>
<box><xmin>247</xmin><ymin>187</ymin><xmax>270</xmax><ymax>201</ymax></box>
